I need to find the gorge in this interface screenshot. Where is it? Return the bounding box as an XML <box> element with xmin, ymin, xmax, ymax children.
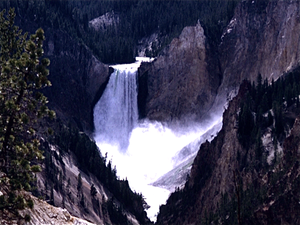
<box><xmin>92</xmin><ymin>1</ymin><xmax>300</xmax><ymax>223</ymax></box>
<box><xmin>1</xmin><ymin>0</ymin><xmax>300</xmax><ymax>224</ymax></box>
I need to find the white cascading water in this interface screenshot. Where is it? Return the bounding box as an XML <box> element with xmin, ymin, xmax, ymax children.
<box><xmin>93</xmin><ymin>67</ymin><xmax>138</xmax><ymax>151</ymax></box>
<box><xmin>93</xmin><ymin>57</ymin><xmax>223</xmax><ymax>221</ymax></box>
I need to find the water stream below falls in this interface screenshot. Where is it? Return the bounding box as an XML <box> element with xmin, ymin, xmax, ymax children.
<box><xmin>93</xmin><ymin>57</ymin><xmax>222</xmax><ymax>221</ymax></box>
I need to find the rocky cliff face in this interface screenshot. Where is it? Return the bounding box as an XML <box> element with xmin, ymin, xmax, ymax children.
<box><xmin>156</xmin><ymin>81</ymin><xmax>251</xmax><ymax>224</ymax></box>
<box><xmin>34</xmin><ymin>143</ymin><xmax>140</xmax><ymax>225</ymax></box>
<box><xmin>156</xmin><ymin>78</ymin><xmax>300</xmax><ymax>224</ymax></box>
<box><xmin>218</xmin><ymin>0</ymin><xmax>300</xmax><ymax>99</ymax></box>
<box><xmin>138</xmin><ymin>21</ymin><xmax>221</xmax><ymax>122</ymax></box>
<box><xmin>252</xmin><ymin>117</ymin><xmax>300</xmax><ymax>225</ymax></box>
<box><xmin>139</xmin><ymin>0</ymin><xmax>300</xmax><ymax>124</ymax></box>
<box><xmin>16</xmin><ymin>195</ymin><xmax>97</xmax><ymax>225</ymax></box>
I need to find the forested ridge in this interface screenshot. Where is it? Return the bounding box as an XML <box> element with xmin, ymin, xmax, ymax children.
<box><xmin>237</xmin><ymin>72</ymin><xmax>300</xmax><ymax>157</ymax></box>
<box><xmin>0</xmin><ymin>0</ymin><xmax>239</xmax><ymax>64</ymax></box>
<box><xmin>214</xmin><ymin>70</ymin><xmax>300</xmax><ymax>224</ymax></box>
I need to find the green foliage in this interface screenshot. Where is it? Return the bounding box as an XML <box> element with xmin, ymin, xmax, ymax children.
<box><xmin>80</xmin><ymin>193</ymin><xmax>85</xmax><ymax>208</ymax></box>
<box><xmin>49</xmin><ymin>185</ymin><xmax>54</xmax><ymax>206</ymax></box>
<box><xmin>273</xmin><ymin>102</ymin><xmax>284</xmax><ymax>136</ymax></box>
<box><xmin>24</xmin><ymin>214</ymin><xmax>31</xmax><ymax>222</ymax></box>
<box><xmin>0</xmin><ymin>8</ymin><xmax>55</xmax><ymax>213</ymax></box>
<box><xmin>90</xmin><ymin>183</ymin><xmax>97</xmax><ymax>198</ymax></box>
<box><xmin>27</xmin><ymin>198</ymin><xmax>34</xmax><ymax>209</ymax></box>
<box><xmin>237</xmin><ymin>96</ymin><xmax>255</xmax><ymax>149</ymax></box>
<box><xmin>254</xmin><ymin>128</ymin><xmax>263</xmax><ymax>161</ymax></box>
<box><xmin>104</xmin><ymin>198</ymin><xmax>129</xmax><ymax>225</ymax></box>
<box><xmin>206</xmin><ymin>183</ymin><xmax>268</xmax><ymax>225</ymax></box>
<box><xmin>237</xmin><ymin>69</ymin><xmax>300</xmax><ymax>150</ymax></box>
<box><xmin>15</xmin><ymin>195</ymin><xmax>25</xmax><ymax>209</ymax></box>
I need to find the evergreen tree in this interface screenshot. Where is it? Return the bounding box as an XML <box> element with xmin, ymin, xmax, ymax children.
<box><xmin>273</xmin><ymin>102</ymin><xmax>284</xmax><ymax>136</ymax></box>
<box><xmin>50</xmin><ymin>185</ymin><xmax>54</xmax><ymax>206</ymax></box>
<box><xmin>255</xmin><ymin>128</ymin><xmax>263</xmax><ymax>161</ymax></box>
<box><xmin>77</xmin><ymin>173</ymin><xmax>82</xmax><ymax>197</ymax></box>
<box><xmin>90</xmin><ymin>183</ymin><xmax>97</xmax><ymax>198</ymax></box>
<box><xmin>238</xmin><ymin>100</ymin><xmax>254</xmax><ymax>148</ymax></box>
<box><xmin>80</xmin><ymin>193</ymin><xmax>85</xmax><ymax>208</ymax></box>
<box><xmin>0</xmin><ymin>8</ymin><xmax>55</xmax><ymax>212</ymax></box>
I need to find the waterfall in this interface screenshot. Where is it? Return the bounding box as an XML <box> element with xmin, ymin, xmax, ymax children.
<box><xmin>93</xmin><ymin>67</ymin><xmax>138</xmax><ymax>151</ymax></box>
<box><xmin>93</xmin><ymin>57</ymin><xmax>223</xmax><ymax>221</ymax></box>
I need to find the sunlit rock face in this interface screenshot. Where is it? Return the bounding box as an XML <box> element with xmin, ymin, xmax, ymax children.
<box><xmin>138</xmin><ymin>21</ymin><xmax>221</xmax><ymax>123</ymax></box>
<box><xmin>219</xmin><ymin>0</ymin><xmax>300</xmax><ymax>94</ymax></box>
<box><xmin>89</xmin><ymin>11</ymin><xmax>119</xmax><ymax>32</ymax></box>
<box><xmin>0</xmin><ymin>193</ymin><xmax>97</xmax><ymax>225</ymax></box>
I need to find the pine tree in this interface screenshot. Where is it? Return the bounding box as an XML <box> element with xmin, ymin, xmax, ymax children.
<box><xmin>0</xmin><ymin>8</ymin><xmax>55</xmax><ymax>212</ymax></box>
<box><xmin>90</xmin><ymin>183</ymin><xmax>97</xmax><ymax>198</ymax></box>
<box><xmin>50</xmin><ymin>185</ymin><xmax>54</xmax><ymax>206</ymax></box>
<box><xmin>273</xmin><ymin>102</ymin><xmax>284</xmax><ymax>136</ymax></box>
<box><xmin>80</xmin><ymin>193</ymin><xmax>85</xmax><ymax>208</ymax></box>
<box><xmin>238</xmin><ymin>100</ymin><xmax>254</xmax><ymax>148</ymax></box>
<box><xmin>77</xmin><ymin>173</ymin><xmax>82</xmax><ymax>197</ymax></box>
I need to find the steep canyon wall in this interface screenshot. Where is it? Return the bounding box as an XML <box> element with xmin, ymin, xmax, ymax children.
<box><xmin>219</xmin><ymin>0</ymin><xmax>300</xmax><ymax>97</ymax></box>
<box><xmin>138</xmin><ymin>0</ymin><xmax>300</xmax><ymax>124</ymax></box>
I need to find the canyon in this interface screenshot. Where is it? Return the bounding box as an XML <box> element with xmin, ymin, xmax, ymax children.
<box><xmin>2</xmin><ymin>0</ymin><xmax>300</xmax><ymax>224</ymax></box>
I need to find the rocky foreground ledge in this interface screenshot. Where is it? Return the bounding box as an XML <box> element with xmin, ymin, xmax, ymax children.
<box><xmin>0</xmin><ymin>194</ymin><xmax>96</xmax><ymax>225</ymax></box>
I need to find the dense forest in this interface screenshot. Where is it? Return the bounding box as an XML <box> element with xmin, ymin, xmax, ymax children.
<box><xmin>237</xmin><ymin>71</ymin><xmax>300</xmax><ymax>157</ymax></box>
<box><xmin>0</xmin><ymin>0</ymin><xmax>238</xmax><ymax>64</ymax></box>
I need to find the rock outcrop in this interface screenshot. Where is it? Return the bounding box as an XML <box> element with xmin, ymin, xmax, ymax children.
<box><xmin>35</xmin><ymin>138</ymin><xmax>141</xmax><ymax>225</ymax></box>
<box><xmin>156</xmin><ymin>81</ymin><xmax>251</xmax><ymax>224</ymax></box>
<box><xmin>217</xmin><ymin>0</ymin><xmax>300</xmax><ymax>105</ymax></box>
<box><xmin>0</xmin><ymin>193</ymin><xmax>97</xmax><ymax>225</ymax></box>
<box><xmin>138</xmin><ymin>21</ymin><xmax>221</xmax><ymax>123</ymax></box>
<box><xmin>21</xmin><ymin>195</ymin><xmax>97</xmax><ymax>225</ymax></box>
<box><xmin>89</xmin><ymin>11</ymin><xmax>119</xmax><ymax>32</ymax></box>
